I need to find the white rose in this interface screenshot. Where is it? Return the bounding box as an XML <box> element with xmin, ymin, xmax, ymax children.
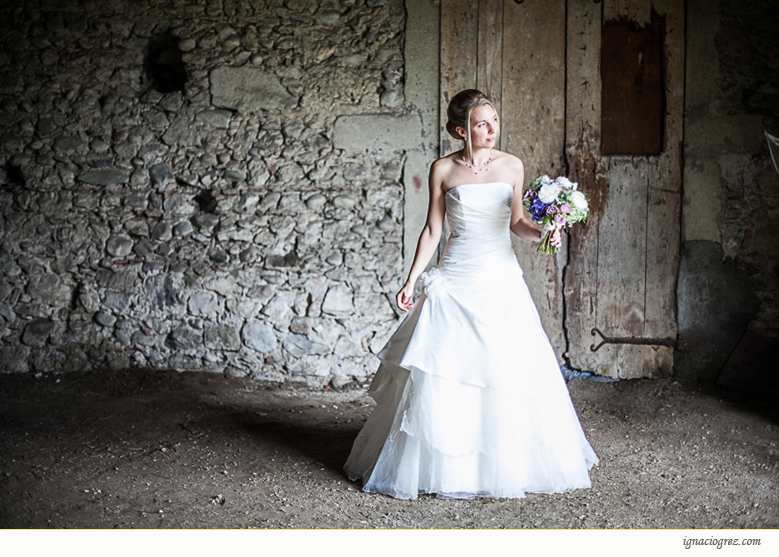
<box><xmin>570</xmin><ymin>191</ymin><xmax>588</xmax><ymax>210</ymax></box>
<box><xmin>532</xmin><ymin>175</ymin><xmax>552</xmax><ymax>189</ymax></box>
<box><xmin>556</xmin><ymin>176</ymin><xmax>575</xmax><ymax>189</ymax></box>
<box><xmin>538</xmin><ymin>183</ymin><xmax>560</xmax><ymax>203</ymax></box>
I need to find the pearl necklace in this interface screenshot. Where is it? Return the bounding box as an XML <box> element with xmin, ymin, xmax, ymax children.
<box><xmin>461</xmin><ymin>150</ymin><xmax>492</xmax><ymax>175</ymax></box>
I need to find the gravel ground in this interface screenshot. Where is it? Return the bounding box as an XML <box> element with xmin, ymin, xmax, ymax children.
<box><xmin>0</xmin><ymin>368</ymin><xmax>777</xmax><ymax>529</ymax></box>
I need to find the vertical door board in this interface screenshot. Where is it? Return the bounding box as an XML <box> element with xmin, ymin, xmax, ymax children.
<box><xmin>477</xmin><ymin>0</ymin><xmax>504</xmax><ymax>119</ymax></box>
<box><xmin>440</xmin><ymin>0</ymin><xmax>479</xmax><ymax>157</ymax></box>
<box><xmin>564</xmin><ymin>0</ymin><xmax>605</xmax><ymax>372</ymax></box>
<box><xmin>597</xmin><ymin>162</ymin><xmax>648</xmax><ymax>338</ymax></box>
<box><xmin>597</xmin><ymin>161</ymin><xmax>653</xmax><ymax>378</ymax></box>
<box><xmin>501</xmin><ymin>0</ymin><xmax>566</xmax><ymax>176</ymax></box>
<box><xmin>502</xmin><ymin>0</ymin><xmax>567</xmax><ymax>354</ymax></box>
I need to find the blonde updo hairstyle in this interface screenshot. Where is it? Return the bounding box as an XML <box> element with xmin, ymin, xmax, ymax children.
<box><xmin>445</xmin><ymin>89</ymin><xmax>496</xmax><ymax>164</ymax></box>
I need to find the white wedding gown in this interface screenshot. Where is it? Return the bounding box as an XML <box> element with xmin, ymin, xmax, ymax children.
<box><xmin>344</xmin><ymin>182</ymin><xmax>598</xmax><ymax>499</ymax></box>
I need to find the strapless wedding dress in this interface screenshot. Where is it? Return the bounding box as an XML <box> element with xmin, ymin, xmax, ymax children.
<box><xmin>344</xmin><ymin>182</ymin><xmax>598</xmax><ymax>499</ymax></box>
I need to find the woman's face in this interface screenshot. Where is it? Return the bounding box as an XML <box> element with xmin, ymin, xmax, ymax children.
<box><xmin>462</xmin><ymin>104</ymin><xmax>499</xmax><ymax>149</ymax></box>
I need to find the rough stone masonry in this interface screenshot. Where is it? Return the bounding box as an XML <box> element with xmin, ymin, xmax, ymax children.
<box><xmin>0</xmin><ymin>0</ymin><xmax>412</xmax><ymax>386</ymax></box>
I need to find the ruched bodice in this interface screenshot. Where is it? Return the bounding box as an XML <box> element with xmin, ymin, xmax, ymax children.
<box><xmin>444</xmin><ymin>182</ymin><xmax>513</xmax><ymax>240</ymax></box>
<box><xmin>440</xmin><ymin>183</ymin><xmax>516</xmax><ymax>272</ymax></box>
<box><xmin>344</xmin><ymin>179</ymin><xmax>598</xmax><ymax>500</ymax></box>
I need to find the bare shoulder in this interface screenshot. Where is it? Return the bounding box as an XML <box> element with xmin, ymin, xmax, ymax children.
<box><xmin>431</xmin><ymin>153</ymin><xmax>459</xmax><ymax>174</ymax></box>
<box><xmin>493</xmin><ymin>150</ymin><xmax>524</xmax><ymax>173</ymax></box>
<box><xmin>489</xmin><ymin>150</ymin><xmax>524</xmax><ymax>188</ymax></box>
<box><xmin>429</xmin><ymin>153</ymin><xmax>460</xmax><ymax>187</ymax></box>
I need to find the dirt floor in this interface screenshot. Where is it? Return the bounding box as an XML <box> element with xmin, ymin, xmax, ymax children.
<box><xmin>0</xmin><ymin>368</ymin><xmax>777</xmax><ymax>529</ymax></box>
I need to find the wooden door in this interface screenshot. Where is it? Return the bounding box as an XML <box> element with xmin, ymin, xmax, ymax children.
<box><xmin>440</xmin><ymin>0</ymin><xmax>684</xmax><ymax>379</ymax></box>
<box><xmin>564</xmin><ymin>0</ymin><xmax>684</xmax><ymax>379</ymax></box>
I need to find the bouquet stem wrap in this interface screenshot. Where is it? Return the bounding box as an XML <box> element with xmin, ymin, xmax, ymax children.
<box><xmin>538</xmin><ymin>230</ymin><xmax>557</xmax><ymax>254</ymax></box>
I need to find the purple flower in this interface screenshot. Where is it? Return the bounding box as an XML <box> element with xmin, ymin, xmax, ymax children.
<box><xmin>560</xmin><ymin>203</ymin><xmax>572</xmax><ymax>214</ymax></box>
<box><xmin>523</xmin><ymin>189</ymin><xmax>538</xmax><ymax>200</ymax></box>
<box><xmin>554</xmin><ymin>213</ymin><xmax>567</xmax><ymax>228</ymax></box>
<box><xmin>530</xmin><ymin>199</ymin><xmax>549</xmax><ymax>221</ymax></box>
<box><xmin>546</xmin><ymin>204</ymin><xmax>558</xmax><ymax>215</ymax></box>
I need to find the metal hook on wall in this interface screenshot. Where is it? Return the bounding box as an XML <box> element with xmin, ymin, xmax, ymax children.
<box><xmin>590</xmin><ymin>327</ymin><xmax>678</xmax><ymax>352</ymax></box>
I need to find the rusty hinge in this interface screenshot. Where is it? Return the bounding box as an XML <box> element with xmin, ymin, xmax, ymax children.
<box><xmin>590</xmin><ymin>327</ymin><xmax>680</xmax><ymax>352</ymax></box>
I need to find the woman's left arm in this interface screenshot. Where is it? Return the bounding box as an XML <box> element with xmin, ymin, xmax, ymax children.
<box><xmin>508</xmin><ymin>157</ymin><xmax>561</xmax><ymax>246</ymax></box>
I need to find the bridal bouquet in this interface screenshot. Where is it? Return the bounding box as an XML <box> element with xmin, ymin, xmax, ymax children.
<box><xmin>523</xmin><ymin>175</ymin><xmax>589</xmax><ymax>254</ymax></box>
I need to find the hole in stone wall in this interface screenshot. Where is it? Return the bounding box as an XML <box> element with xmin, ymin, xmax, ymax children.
<box><xmin>145</xmin><ymin>31</ymin><xmax>187</xmax><ymax>94</ymax></box>
<box><xmin>194</xmin><ymin>189</ymin><xmax>218</xmax><ymax>213</ymax></box>
<box><xmin>1</xmin><ymin>162</ymin><xmax>26</xmax><ymax>188</ymax></box>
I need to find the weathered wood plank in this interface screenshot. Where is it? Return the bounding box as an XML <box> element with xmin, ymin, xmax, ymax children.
<box><xmin>477</xmin><ymin>0</ymin><xmax>503</xmax><ymax>124</ymax></box>
<box><xmin>582</xmin><ymin>158</ymin><xmax>674</xmax><ymax>379</ymax></box>
<box><xmin>598</xmin><ymin>162</ymin><xmax>648</xmax><ymax>336</ymax></box>
<box><xmin>501</xmin><ymin>0</ymin><xmax>566</xmax><ymax>178</ymax></box>
<box><xmin>654</xmin><ymin>0</ymin><xmax>685</xmax><ymax>189</ymax></box>
<box><xmin>563</xmin><ymin>0</ymin><xmax>605</xmax><ymax>373</ymax></box>
<box><xmin>632</xmin><ymin>0</ymin><xmax>652</xmax><ymax>25</ymax></box>
<box><xmin>603</xmin><ymin>0</ymin><xmax>622</xmax><ymax>21</ymax></box>
<box><xmin>501</xmin><ymin>0</ymin><xmax>567</xmax><ymax>355</ymax></box>
<box><xmin>645</xmin><ymin>0</ymin><xmax>684</xmax><ymax>377</ymax></box>
<box><xmin>604</xmin><ymin>0</ymin><xmax>651</xmax><ymax>25</ymax></box>
<box><xmin>643</xmin><ymin>171</ymin><xmax>677</xmax><ymax>377</ymax></box>
<box><xmin>597</xmin><ymin>160</ymin><xmax>649</xmax><ymax>378</ymax></box>
<box><xmin>440</xmin><ymin>0</ymin><xmax>479</xmax><ymax>157</ymax></box>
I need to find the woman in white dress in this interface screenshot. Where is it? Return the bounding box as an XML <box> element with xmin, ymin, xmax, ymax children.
<box><xmin>344</xmin><ymin>89</ymin><xmax>598</xmax><ymax>499</ymax></box>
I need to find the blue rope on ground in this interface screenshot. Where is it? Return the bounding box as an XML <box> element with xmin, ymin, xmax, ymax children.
<box><xmin>560</xmin><ymin>365</ymin><xmax>619</xmax><ymax>383</ymax></box>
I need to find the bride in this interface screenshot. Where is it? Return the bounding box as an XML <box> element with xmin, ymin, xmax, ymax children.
<box><xmin>344</xmin><ymin>89</ymin><xmax>598</xmax><ymax>499</ymax></box>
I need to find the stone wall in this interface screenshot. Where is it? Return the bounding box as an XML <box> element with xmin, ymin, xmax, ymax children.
<box><xmin>677</xmin><ymin>0</ymin><xmax>779</xmax><ymax>382</ymax></box>
<box><xmin>713</xmin><ymin>0</ymin><xmax>779</xmax><ymax>339</ymax></box>
<box><xmin>0</xmin><ymin>0</ymin><xmax>412</xmax><ymax>385</ymax></box>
